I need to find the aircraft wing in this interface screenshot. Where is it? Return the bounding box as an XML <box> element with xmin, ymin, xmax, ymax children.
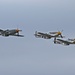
<box><xmin>11</xmin><ymin>34</ymin><xmax>24</xmax><ymax>37</ymax></box>
<box><xmin>16</xmin><ymin>35</ymin><xmax>24</xmax><ymax>37</ymax></box>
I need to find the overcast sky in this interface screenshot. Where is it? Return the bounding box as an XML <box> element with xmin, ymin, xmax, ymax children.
<box><xmin>0</xmin><ymin>0</ymin><xmax>75</xmax><ymax>75</ymax></box>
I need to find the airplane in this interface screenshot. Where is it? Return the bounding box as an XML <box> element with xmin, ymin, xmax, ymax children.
<box><xmin>54</xmin><ymin>37</ymin><xmax>75</xmax><ymax>46</ymax></box>
<box><xmin>0</xmin><ymin>28</ymin><xmax>24</xmax><ymax>37</ymax></box>
<box><xmin>34</xmin><ymin>31</ymin><xmax>64</xmax><ymax>39</ymax></box>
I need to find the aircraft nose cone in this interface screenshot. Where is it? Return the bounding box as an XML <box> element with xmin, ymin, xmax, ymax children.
<box><xmin>57</xmin><ymin>32</ymin><xmax>61</xmax><ymax>35</ymax></box>
<box><xmin>16</xmin><ymin>29</ymin><xmax>19</xmax><ymax>32</ymax></box>
<box><xmin>16</xmin><ymin>29</ymin><xmax>22</xmax><ymax>32</ymax></box>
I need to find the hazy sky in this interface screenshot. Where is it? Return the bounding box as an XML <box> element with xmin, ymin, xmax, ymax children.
<box><xmin>0</xmin><ymin>0</ymin><xmax>75</xmax><ymax>75</ymax></box>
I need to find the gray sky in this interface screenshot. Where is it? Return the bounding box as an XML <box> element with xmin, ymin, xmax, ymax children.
<box><xmin>0</xmin><ymin>0</ymin><xmax>75</xmax><ymax>75</ymax></box>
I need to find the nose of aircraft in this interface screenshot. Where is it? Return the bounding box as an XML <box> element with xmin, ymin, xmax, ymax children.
<box><xmin>16</xmin><ymin>29</ymin><xmax>22</xmax><ymax>33</ymax></box>
<box><xmin>56</xmin><ymin>32</ymin><xmax>61</xmax><ymax>35</ymax></box>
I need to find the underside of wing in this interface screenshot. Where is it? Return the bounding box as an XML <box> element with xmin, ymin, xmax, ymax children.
<box><xmin>11</xmin><ymin>34</ymin><xmax>24</xmax><ymax>37</ymax></box>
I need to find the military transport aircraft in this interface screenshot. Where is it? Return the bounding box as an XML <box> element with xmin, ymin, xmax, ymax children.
<box><xmin>0</xmin><ymin>28</ymin><xmax>24</xmax><ymax>37</ymax></box>
<box><xmin>34</xmin><ymin>31</ymin><xmax>64</xmax><ymax>39</ymax></box>
<box><xmin>54</xmin><ymin>37</ymin><xmax>75</xmax><ymax>46</ymax></box>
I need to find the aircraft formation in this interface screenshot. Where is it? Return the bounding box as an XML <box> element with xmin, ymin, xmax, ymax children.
<box><xmin>0</xmin><ymin>28</ymin><xmax>75</xmax><ymax>46</ymax></box>
<box><xmin>34</xmin><ymin>31</ymin><xmax>75</xmax><ymax>46</ymax></box>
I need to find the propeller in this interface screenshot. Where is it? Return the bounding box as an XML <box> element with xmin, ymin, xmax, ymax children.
<box><xmin>16</xmin><ymin>28</ymin><xmax>22</xmax><ymax>35</ymax></box>
<box><xmin>16</xmin><ymin>28</ymin><xmax>22</xmax><ymax>32</ymax></box>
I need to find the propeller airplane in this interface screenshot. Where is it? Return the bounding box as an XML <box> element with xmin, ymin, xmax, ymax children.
<box><xmin>54</xmin><ymin>37</ymin><xmax>75</xmax><ymax>46</ymax></box>
<box><xmin>34</xmin><ymin>31</ymin><xmax>64</xmax><ymax>39</ymax></box>
<box><xmin>0</xmin><ymin>28</ymin><xmax>24</xmax><ymax>37</ymax></box>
